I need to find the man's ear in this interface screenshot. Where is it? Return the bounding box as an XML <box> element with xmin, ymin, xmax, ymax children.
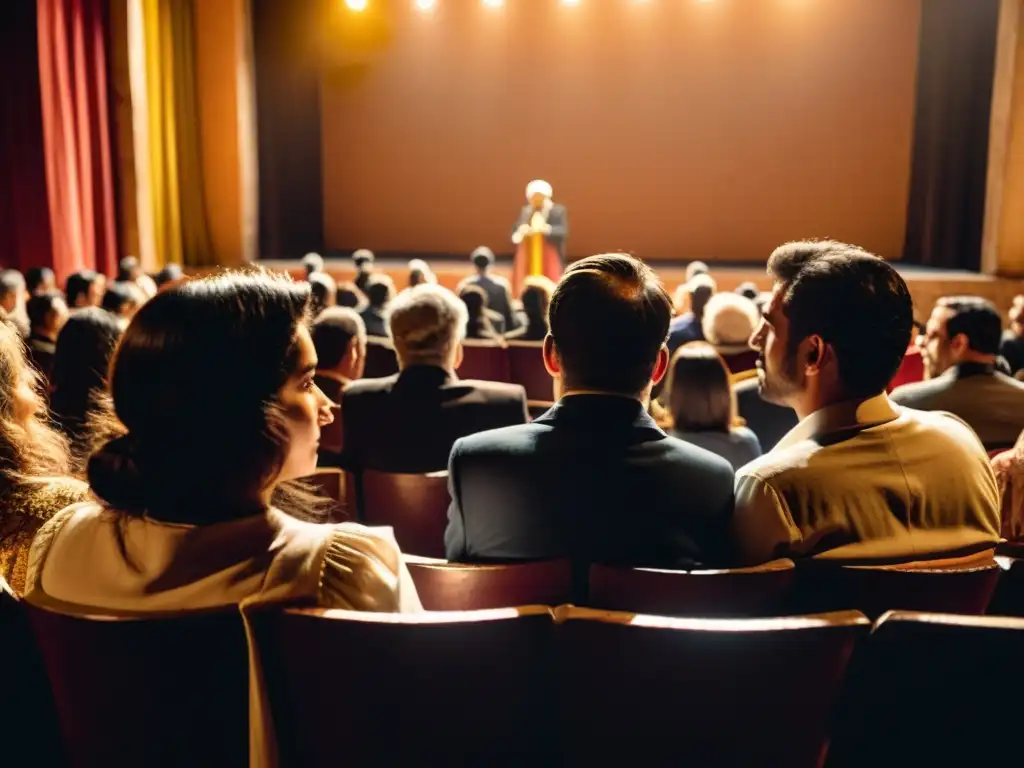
<box><xmin>950</xmin><ymin>333</ymin><xmax>970</xmax><ymax>357</ymax></box>
<box><xmin>651</xmin><ymin>345</ymin><xmax>669</xmax><ymax>386</ymax></box>
<box><xmin>452</xmin><ymin>341</ymin><xmax>464</xmax><ymax>371</ymax></box>
<box><xmin>542</xmin><ymin>334</ymin><xmax>561</xmax><ymax>377</ymax></box>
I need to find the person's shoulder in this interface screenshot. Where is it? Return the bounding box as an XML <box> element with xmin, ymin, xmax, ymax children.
<box><xmin>890</xmin><ymin>375</ymin><xmax>950</xmax><ymax>404</ymax></box>
<box><xmin>459</xmin><ymin>378</ymin><xmax>528</xmax><ymax>402</ymax></box>
<box><xmin>343</xmin><ymin>374</ymin><xmax>398</xmax><ymax>397</ymax></box>
<box><xmin>20</xmin><ymin>477</ymin><xmax>92</xmax><ymax>512</ymax></box>
<box><xmin>658</xmin><ymin>433</ymin><xmax>735</xmax><ymax>479</ymax></box>
<box><xmin>900</xmin><ymin>406</ymin><xmax>986</xmax><ymax>443</ymax></box>
<box><xmin>992</xmin><ymin>371</ymin><xmax>1024</xmax><ymax>391</ymax></box>
<box><xmin>451</xmin><ymin>421</ymin><xmax>545</xmax><ymax>457</ymax></box>
<box><xmin>731</xmin><ymin>425</ymin><xmax>761</xmax><ymax>445</ymax></box>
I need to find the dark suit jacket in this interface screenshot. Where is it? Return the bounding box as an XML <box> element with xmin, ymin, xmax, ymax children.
<box><xmin>445</xmin><ymin>395</ymin><xmax>736</xmax><ymax>586</ymax></box>
<box><xmin>360</xmin><ymin>307</ymin><xmax>387</xmax><ymax>339</ymax></box>
<box><xmin>734</xmin><ymin>377</ymin><xmax>799</xmax><ymax>453</ymax></box>
<box><xmin>342</xmin><ymin>365</ymin><xmax>529</xmax><ymax>474</ymax></box>
<box><xmin>27</xmin><ymin>335</ymin><xmax>56</xmax><ymax>386</ymax></box>
<box><xmin>667</xmin><ymin>313</ymin><xmax>704</xmax><ymax>357</ymax></box>
<box><xmin>890</xmin><ymin>363</ymin><xmax>1024</xmax><ymax>451</ymax></box>
<box><xmin>512</xmin><ymin>203</ymin><xmax>568</xmax><ymax>262</ymax></box>
<box><xmin>459</xmin><ymin>274</ymin><xmax>518</xmax><ymax>333</ymax></box>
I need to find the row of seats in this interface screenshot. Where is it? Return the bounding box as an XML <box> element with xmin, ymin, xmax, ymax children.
<box><xmin>5</xmin><ymin>581</ymin><xmax>1023</xmax><ymax>767</ymax></box>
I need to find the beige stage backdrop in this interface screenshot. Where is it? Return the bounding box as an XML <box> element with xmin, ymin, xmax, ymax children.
<box><xmin>320</xmin><ymin>0</ymin><xmax>921</xmax><ymax>262</ymax></box>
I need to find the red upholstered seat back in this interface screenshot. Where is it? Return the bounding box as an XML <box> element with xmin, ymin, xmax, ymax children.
<box><xmin>407</xmin><ymin>559</ymin><xmax>574</xmax><ymax>610</ymax></box>
<box><xmin>507</xmin><ymin>340</ymin><xmax>554</xmax><ymax>401</ymax></box>
<box><xmin>457</xmin><ymin>340</ymin><xmax>510</xmax><ymax>382</ymax></box>
<box><xmin>360</xmin><ymin>469</ymin><xmax>450</xmax><ymax>557</ymax></box>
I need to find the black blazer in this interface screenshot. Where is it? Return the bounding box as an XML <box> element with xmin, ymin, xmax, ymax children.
<box><xmin>734</xmin><ymin>377</ymin><xmax>799</xmax><ymax>453</ymax></box>
<box><xmin>459</xmin><ymin>274</ymin><xmax>518</xmax><ymax>333</ymax></box>
<box><xmin>360</xmin><ymin>307</ymin><xmax>387</xmax><ymax>339</ymax></box>
<box><xmin>512</xmin><ymin>203</ymin><xmax>569</xmax><ymax>262</ymax></box>
<box><xmin>445</xmin><ymin>395</ymin><xmax>736</xmax><ymax>581</ymax></box>
<box><xmin>341</xmin><ymin>365</ymin><xmax>529</xmax><ymax>474</ymax></box>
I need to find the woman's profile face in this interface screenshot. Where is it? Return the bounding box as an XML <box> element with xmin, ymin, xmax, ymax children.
<box><xmin>276</xmin><ymin>324</ymin><xmax>334</xmax><ymax>485</ymax></box>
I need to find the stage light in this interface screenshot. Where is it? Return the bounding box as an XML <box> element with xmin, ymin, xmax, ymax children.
<box><xmin>414</xmin><ymin>0</ymin><xmax>436</xmax><ymax>10</ymax></box>
<box><xmin>481</xmin><ymin>0</ymin><xmax>504</xmax><ymax>7</ymax></box>
<box><xmin>344</xmin><ymin>0</ymin><xmax>368</xmax><ymax>11</ymax></box>
<box><xmin>561</xmin><ymin>0</ymin><xmax>582</xmax><ymax>6</ymax></box>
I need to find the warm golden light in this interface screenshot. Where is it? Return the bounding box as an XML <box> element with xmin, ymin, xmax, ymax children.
<box><xmin>561</xmin><ymin>0</ymin><xmax>582</xmax><ymax>5</ymax></box>
<box><xmin>345</xmin><ymin>0</ymin><xmax>368</xmax><ymax>11</ymax></box>
<box><xmin>481</xmin><ymin>0</ymin><xmax>504</xmax><ymax>7</ymax></box>
<box><xmin>414</xmin><ymin>0</ymin><xmax>437</xmax><ymax>10</ymax></box>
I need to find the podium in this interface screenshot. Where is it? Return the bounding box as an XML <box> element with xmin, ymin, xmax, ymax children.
<box><xmin>512</xmin><ymin>212</ymin><xmax>562</xmax><ymax>297</ymax></box>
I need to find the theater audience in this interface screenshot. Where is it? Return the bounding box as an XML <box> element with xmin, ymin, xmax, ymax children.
<box><xmin>701</xmin><ymin>292</ymin><xmax>760</xmax><ymax>373</ymax></box>
<box><xmin>735</xmin><ymin>281</ymin><xmax>760</xmax><ymax>303</ymax></box>
<box><xmin>343</xmin><ymin>284</ymin><xmax>528</xmax><ymax>473</ymax></box>
<box><xmin>25</xmin><ymin>271</ymin><xmax>419</xmax><ymax>616</ymax></box>
<box><xmin>309</xmin><ymin>272</ymin><xmax>337</xmax><ymax>318</ymax></box>
<box><xmin>117</xmin><ymin>256</ymin><xmax>157</xmax><ymax>298</ymax></box>
<box><xmin>460</xmin><ymin>284</ymin><xmax>503</xmax><ymax>340</ymax></box>
<box><xmin>25</xmin><ymin>266</ymin><xmax>56</xmax><ymax>297</ymax></box>
<box><xmin>733</xmin><ymin>376</ymin><xmax>799</xmax><ymax>453</ymax></box>
<box><xmin>667</xmin><ymin>273</ymin><xmax>716</xmax><ymax>356</ymax></box>
<box><xmin>0</xmin><ymin>321</ymin><xmax>89</xmax><ymax>595</ymax></box>
<box><xmin>666</xmin><ymin>342</ymin><xmax>761</xmax><ymax>470</ymax></box>
<box><xmin>302</xmin><ymin>251</ymin><xmax>324</xmax><ymax>278</ymax></box>
<box><xmin>153</xmin><ymin>263</ymin><xmax>184</xmax><ymax>291</ymax></box>
<box><xmin>733</xmin><ymin>241</ymin><xmax>999</xmax><ymax>565</ymax></box>
<box><xmin>49</xmin><ymin>308</ymin><xmax>123</xmax><ymax>465</ymax></box>
<box><xmin>311</xmin><ymin>308</ymin><xmax>366</xmax><ymax>404</ymax></box>
<box><xmin>26</xmin><ymin>291</ymin><xmax>68</xmax><ymax>384</ymax></box>
<box><xmin>359</xmin><ymin>274</ymin><xmax>394</xmax><ymax>338</ymax></box>
<box><xmin>1000</xmin><ymin>295</ymin><xmax>1024</xmax><ymax>375</ymax></box>
<box><xmin>66</xmin><ymin>269</ymin><xmax>105</xmax><ymax>309</ymax></box>
<box><xmin>408</xmin><ymin>259</ymin><xmax>436</xmax><ymax>288</ymax></box>
<box><xmin>444</xmin><ymin>253</ymin><xmax>735</xmax><ymax>580</ymax></box>
<box><xmin>336</xmin><ymin>281</ymin><xmax>368</xmax><ymax>311</ymax></box>
<box><xmin>0</xmin><ymin>270</ymin><xmax>30</xmax><ymax>337</ymax></box>
<box><xmin>352</xmin><ymin>248</ymin><xmax>376</xmax><ymax>295</ymax></box>
<box><xmin>458</xmin><ymin>246</ymin><xmax>518</xmax><ymax>332</ymax></box>
<box><xmin>992</xmin><ymin>431</ymin><xmax>1024</xmax><ymax>540</ymax></box>
<box><xmin>101</xmin><ymin>282</ymin><xmax>142</xmax><ymax>322</ymax></box>
<box><xmin>505</xmin><ymin>277</ymin><xmax>553</xmax><ymax>342</ymax></box>
<box><xmin>685</xmin><ymin>260</ymin><xmax>709</xmax><ymax>281</ymax></box>
<box><xmin>891</xmin><ymin>296</ymin><xmax>1024</xmax><ymax>451</ymax></box>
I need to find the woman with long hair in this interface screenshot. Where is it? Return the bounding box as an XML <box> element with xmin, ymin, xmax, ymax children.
<box><xmin>0</xmin><ymin>320</ymin><xmax>88</xmax><ymax>594</ymax></box>
<box><xmin>505</xmin><ymin>277</ymin><xmax>553</xmax><ymax>342</ymax></box>
<box><xmin>459</xmin><ymin>284</ymin><xmax>501</xmax><ymax>340</ymax></box>
<box><xmin>664</xmin><ymin>342</ymin><xmax>761</xmax><ymax>470</ymax></box>
<box><xmin>26</xmin><ymin>271</ymin><xmax>418</xmax><ymax>615</ymax></box>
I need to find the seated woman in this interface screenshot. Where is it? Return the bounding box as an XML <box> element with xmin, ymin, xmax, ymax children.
<box><xmin>665</xmin><ymin>342</ymin><xmax>762</xmax><ymax>470</ymax></box>
<box><xmin>26</xmin><ymin>271</ymin><xmax>418</xmax><ymax>614</ymax></box>
<box><xmin>505</xmin><ymin>277</ymin><xmax>554</xmax><ymax>342</ymax></box>
<box><xmin>459</xmin><ymin>284</ymin><xmax>503</xmax><ymax>340</ymax></box>
<box><xmin>0</xmin><ymin>320</ymin><xmax>89</xmax><ymax>594</ymax></box>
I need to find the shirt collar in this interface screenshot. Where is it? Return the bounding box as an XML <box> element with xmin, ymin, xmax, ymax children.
<box><xmin>774</xmin><ymin>393</ymin><xmax>900</xmax><ymax>451</ymax></box>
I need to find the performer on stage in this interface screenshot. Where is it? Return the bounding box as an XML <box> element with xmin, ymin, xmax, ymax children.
<box><xmin>511</xmin><ymin>179</ymin><xmax>567</xmax><ymax>296</ymax></box>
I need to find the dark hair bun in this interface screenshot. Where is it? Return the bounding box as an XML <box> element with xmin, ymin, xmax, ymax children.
<box><xmin>87</xmin><ymin>434</ymin><xmax>148</xmax><ymax>511</ymax></box>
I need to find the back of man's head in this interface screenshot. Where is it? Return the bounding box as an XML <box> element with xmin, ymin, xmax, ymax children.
<box><xmin>685</xmin><ymin>260</ymin><xmax>710</xmax><ymax>282</ymax></box>
<box><xmin>938</xmin><ymin>296</ymin><xmax>1002</xmax><ymax>356</ymax></box>
<box><xmin>27</xmin><ymin>291</ymin><xmax>63</xmax><ymax>332</ymax></box>
<box><xmin>549</xmin><ymin>253</ymin><xmax>672</xmax><ymax>396</ymax></box>
<box><xmin>686</xmin><ymin>273</ymin><xmax>717</xmax><ymax>318</ymax></box>
<box><xmin>767</xmin><ymin>240</ymin><xmax>913</xmax><ymax>399</ymax></box>
<box><xmin>311</xmin><ymin>307</ymin><xmax>366</xmax><ymax>372</ymax></box>
<box><xmin>66</xmin><ymin>270</ymin><xmax>98</xmax><ymax>307</ymax></box>
<box><xmin>154</xmin><ymin>263</ymin><xmax>183</xmax><ymax>289</ymax></box>
<box><xmin>25</xmin><ymin>266</ymin><xmax>54</xmax><ymax>295</ymax></box>
<box><xmin>353</xmin><ymin>249</ymin><xmax>375</xmax><ymax>271</ymax></box>
<box><xmin>309</xmin><ymin>272</ymin><xmax>337</xmax><ymax>316</ymax></box>
<box><xmin>118</xmin><ymin>256</ymin><xmax>140</xmax><ymax>283</ymax></box>
<box><xmin>471</xmin><ymin>246</ymin><xmax>495</xmax><ymax>273</ymax></box>
<box><xmin>387</xmin><ymin>284</ymin><xmax>467</xmax><ymax>369</ymax></box>
<box><xmin>302</xmin><ymin>252</ymin><xmax>324</xmax><ymax>277</ymax></box>
<box><xmin>364</xmin><ymin>275</ymin><xmax>393</xmax><ymax>310</ymax></box>
<box><xmin>0</xmin><ymin>270</ymin><xmax>25</xmax><ymax>302</ymax></box>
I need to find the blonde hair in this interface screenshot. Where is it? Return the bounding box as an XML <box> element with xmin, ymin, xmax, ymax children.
<box><xmin>702</xmin><ymin>292</ymin><xmax>759</xmax><ymax>347</ymax></box>
<box><xmin>387</xmin><ymin>284</ymin><xmax>467</xmax><ymax>367</ymax></box>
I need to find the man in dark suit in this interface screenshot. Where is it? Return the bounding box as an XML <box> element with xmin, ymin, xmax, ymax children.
<box><xmin>891</xmin><ymin>296</ymin><xmax>1024</xmax><ymax>451</ymax></box>
<box><xmin>343</xmin><ymin>284</ymin><xmax>529</xmax><ymax>474</ymax></box>
<box><xmin>445</xmin><ymin>253</ymin><xmax>736</xmax><ymax>578</ymax></box>
<box><xmin>734</xmin><ymin>376</ymin><xmax>799</xmax><ymax>453</ymax></box>
<box><xmin>458</xmin><ymin>246</ymin><xmax>519</xmax><ymax>333</ymax></box>
<box><xmin>311</xmin><ymin>307</ymin><xmax>366</xmax><ymax>466</ymax></box>
<box><xmin>511</xmin><ymin>180</ymin><xmax>569</xmax><ymax>265</ymax></box>
<box><xmin>26</xmin><ymin>291</ymin><xmax>68</xmax><ymax>385</ymax></box>
<box><xmin>352</xmin><ymin>248</ymin><xmax>375</xmax><ymax>296</ymax></box>
<box><xmin>359</xmin><ymin>274</ymin><xmax>393</xmax><ymax>339</ymax></box>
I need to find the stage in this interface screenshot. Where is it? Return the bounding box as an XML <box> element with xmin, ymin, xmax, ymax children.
<box><xmin>258</xmin><ymin>258</ymin><xmax>1024</xmax><ymax>320</ymax></box>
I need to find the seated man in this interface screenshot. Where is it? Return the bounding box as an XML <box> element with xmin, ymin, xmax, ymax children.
<box><xmin>445</xmin><ymin>253</ymin><xmax>735</xmax><ymax>573</ymax></box>
<box><xmin>342</xmin><ymin>284</ymin><xmax>528</xmax><ymax>474</ymax></box>
<box><xmin>891</xmin><ymin>297</ymin><xmax>1024</xmax><ymax>451</ymax></box>
<box><xmin>26</xmin><ymin>291</ymin><xmax>68</xmax><ymax>384</ymax></box>
<box><xmin>733</xmin><ymin>241</ymin><xmax>999</xmax><ymax>565</ymax></box>
<box><xmin>312</xmin><ymin>307</ymin><xmax>366</xmax><ymax>403</ymax></box>
<box><xmin>667</xmin><ymin>273</ymin><xmax>716</xmax><ymax>357</ymax></box>
<box><xmin>359</xmin><ymin>274</ymin><xmax>393</xmax><ymax>338</ymax></box>
<box><xmin>458</xmin><ymin>246</ymin><xmax>519</xmax><ymax>333</ymax></box>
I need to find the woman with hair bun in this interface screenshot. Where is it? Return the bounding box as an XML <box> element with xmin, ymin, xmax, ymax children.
<box><xmin>25</xmin><ymin>271</ymin><xmax>419</xmax><ymax>614</ymax></box>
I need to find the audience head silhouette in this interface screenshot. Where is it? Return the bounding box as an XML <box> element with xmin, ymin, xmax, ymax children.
<box><xmin>117</xmin><ymin>256</ymin><xmax>142</xmax><ymax>283</ymax></box>
<box><xmin>919</xmin><ymin>296</ymin><xmax>1002</xmax><ymax>379</ymax></box>
<box><xmin>353</xmin><ymin>249</ymin><xmax>375</xmax><ymax>272</ymax></box>
<box><xmin>519</xmin><ymin>276</ymin><xmax>554</xmax><ymax>338</ymax></box>
<box><xmin>27</xmin><ymin>291</ymin><xmax>68</xmax><ymax>341</ymax></box>
<box><xmin>0</xmin><ymin>270</ymin><xmax>27</xmax><ymax>316</ymax></box>
<box><xmin>101</xmin><ymin>282</ymin><xmax>141</xmax><ymax>319</ymax></box>
<box><xmin>87</xmin><ymin>271</ymin><xmax>334</xmax><ymax>524</ymax></box>
<box><xmin>25</xmin><ymin>266</ymin><xmax>56</xmax><ymax>296</ymax></box>
<box><xmin>752</xmin><ymin>240</ymin><xmax>913</xmax><ymax>417</ymax></box>
<box><xmin>666</xmin><ymin>342</ymin><xmax>737</xmax><ymax>433</ymax></box>
<box><xmin>459</xmin><ymin>284</ymin><xmax>495</xmax><ymax>339</ymax></box>
<box><xmin>408</xmin><ymin>259</ymin><xmax>434</xmax><ymax>288</ymax></box>
<box><xmin>679</xmin><ymin>273</ymin><xmax>716</xmax><ymax>319</ymax></box>
<box><xmin>336</xmin><ymin>282</ymin><xmax>367</xmax><ymax>311</ymax></box>
<box><xmin>309</xmin><ymin>272</ymin><xmax>337</xmax><ymax>317</ymax></box>
<box><xmin>66</xmin><ymin>270</ymin><xmax>104</xmax><ymax>308</ymax></box>
<box><xmin>365</xmin><ymin>274</ymin><xmax>394</xmax><ymax>311</ymax></box>
<box><xmin>153</xmin><ymin>263</ymin><xmax>183</xmax><ymax>290</ymax></box>
<box><xmin>702</xmin><ymin>292</ymin><xmax>759</xmax><ymax>349</ymax></box>
<box><xmin>685</xmin><ymin>260</ymin><xmax>710</xmax><ymax>282</ymax></box>
<box><xmin>545</xmin><ymin>253</ymin><xmax>672</xmax><ymax>400</ymax></box>
<box><xmin>471</xmin><ymin>246</ymin><xmax>495</xmax><ymax>274</ymax></box>
<box><xmin>312</xmin><ymin>307</ymin><xmax>366</xmax><ymax>382</ymax></box>
<box><xmin>301</xmin><ymin>252</ymin><xmax>324</xmax><ymax>278</ymax></box>
<box><xmin>387</xmin><ymin>283</ymin><xmax>467</xmax><ymax>371</ymax></box>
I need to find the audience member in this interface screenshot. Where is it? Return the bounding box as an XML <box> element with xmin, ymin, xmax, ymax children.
<box><xmin>49</xmin><ymin>308</ymin><xmax>123</xmax><ymax>465</ymax></box>
<box><xmin>25</xmin><ymin>266</ymin><xmax>56</xmax><ymax>297</ymax></box>
<box><xmin>336</xmin><ymin>281</ymin><xmax>368</xmax><ymax>311</ymax></box>
<box><xmin>25</xmin><ymin>271</ymin><xmax>419</xmax><ymax>616</ymax></box>
<box><xmin>26</xmin><ymin>291</ymin><xmax>68</xmax><ymax>383</ymax></box>
<box><xmin>444</xmin><ymin>253</ymin><xmax>735</xmax><ymax>581</ymax></box>
<box><xmin>735</xmin><ymin>281</ymin><xmax>760</xmax><ymax>303</ymax></box>
<box><xmin>117</xmin><ymin>256</ymin><xmax>157</xmax><ymax>298</ymax></box>
<box><xmin>359</xmin><ymin>274</ymin><xmax>394</xmax><ymax>338</ymax></box>
<box><xmin>702</xmin><ymin>292</ymin><xmax>760</xmax><ymax>373</ymax></box>
<box><xmin>505</xmin><ymin>277</ymin><xmax>553</xmax><ymax>342</ymax></box>
<box><xmin>733</xmin><ymin>376</ymin><xmax>799</xmax><ymax>453</ymax></box>
<box><xmin>302</xmin><ymin>252</ymin><xmax>325</xmax><ymax>278</ymax></box>
<box><xmin>992</xmin><ymin>430</ymin><xmax>1024</xmax><ymax>540</ymax></box>
<box><xmin>1000</xmin><ymin>295</ymin><xmax>1024</xmax><ymax>375</ymax></box>
<box><xmin>0</xmin><ymin>322</ymin><xmax>89</xmax><ymax>594</ymax></box>
<box><xmin>343</xmin><ymin>284</ymin><xmax>528</xmax><ymax>473</ymax></box>
<box><xmin>460</xmin><ymin>284</ymin><xmax>503</xmax><ymax>340</ymax></box>
<box><xmin>732</xmin><ymin>241</ymin><xmax>999</xmax><ymax>565</ymax></box>
<box><xmin>153</xmin><ymin>263</ymin><xmax>184</xmax><ymax>291</ymax></box>
<box><xmin>685</xmin><ymin>260</ymin><xmax>710</xmax><ymax>282</ymax></box>
<box><xmin>667</xmin><ymin>273</ymin><xmax>716</xmax><ymax>356</ymax></box>
<box><xmin>666</xmin><ymin>342</ymin><xmax>761</xmax><ymax>470</ymax></box>
<box><xmin>311</xmin><ymin>307</ymin><xmax>366</xmax><ymax>403</ymax></box>
<box><xmin>65</xmin><ymin>270</ymin><xmax>105</xmax><ymax>309</ymax></box>
<box><xmin>458</xmin><ymin>246</ymin><xmax>518</xmax><ymax>332</ymax></box>
<box><xmin>309</xmin><ymin>272</ymin><xmax>337</xmax><ymax>318</ymax></box>
<box><xmin>101</xmin><ymin>282</ymin><xmax>142</xmax><ymax>322</ymax></box>
<box><xmin>352</xmin><ymin>248</ymin><xmax>375</xmax><ymax>295</ymax></box>
<box><xmin>0</xmin><ymin>270</ymin><xmax>30</xmax><ymax>337</ymax></box>
<box><xmin>891</xmin><ymin>296</ymin><xmax>1024</xmax><ymax>451</ymax></box>
<box><xmin>408</xmin><ymin>259</ymin><xmax>436</xmax><ymax>288</ymax></box>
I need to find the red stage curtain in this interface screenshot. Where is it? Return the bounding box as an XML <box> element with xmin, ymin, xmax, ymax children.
<box><xmin>36</xmin><ymin>0</ymin><xmax>118</xmax><ymax>280</ymax></box>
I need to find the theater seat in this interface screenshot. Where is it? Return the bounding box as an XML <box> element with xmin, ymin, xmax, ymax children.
<box><xmin>26</xmin><ymin>603</ymin><xmax>250</xmax><ymax>768</ymax></box>
<box><xmin>826</xmin><ymin>611</ymin><xmax>1024</xmax><ymax>767</ymax></box>
<box><xmin>248</xmin><ymin>605</ymin><xmax>556</xmax><ymax>767</ymax></box>
<box><xmin>457</xmin><ymin>339</ymin><xmax>510</xmax><ymax>382</ymax></box>
<box><xmin>407</xmin><ymin>559</ymin><xmax>574</xmax><ymax>610</ymax></box>
<box><xmin>588</xmin><ymin>559</ymin><xmax>796</xmax><ymax>617</ymax></box>
<box><xmin>556</xmin><ymin>607</ymin><xmax>869</xmax><ymax>767</ymax></box>
<box><xmin>360</xmin><ymin>469</ymin><xmax>450</xmax><ymax>557</ymax></box>
<box><xmin>507</xmin><ymin>340</ymin><xmax>554</xmax><ymax>402</ymax></box>
<box><xmin>300</xmin><ymin>468</ymin><xmax>347</xmax><ymax>522</ymax></box>
<box><xmin>363</xmin><ymin>338</ymin><xmax>399</xmax><ymax>378</ymax></box>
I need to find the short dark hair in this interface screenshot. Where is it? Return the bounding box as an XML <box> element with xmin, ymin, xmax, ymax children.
<box><xmin>471</xmin><ymin>247</ymin><xmax>495</xmax><ymax>271</ymax></box>
<box><xmin>937</xmin><ymin>296</ymin><xmax>1002</xmax><ymax>356</ymax></box>
<box><xmin>768</xmin><ymin>240</ymin><xmax>913</xmax><ymax>399</ymax></box>
<box><xmin>736</xmin><ymin>282</ymin><xmax>759</xmax><ymax>302</ymax></box>
<box><xmin>336</xmin><ymin>282</ymin><xmax>368</xmax><ymax>311</ymax></box>
<box><xmin>365</xmin><ymin>274</ymin><xmax>393</xmax><ymax>309</ymax></box>
<box><xmin>353</xmin><ymin>249</ymin><xmax>374</xmax><ymax>269</ymax></box>
<box><xmin>27</xmin><ymin>291</ymin><xmax>64</xmax><ymax>331</ymax></box>
<box><xmin>66</xmin><ymin>270</ymin><xmax>100</xmax><ymax>306</ymax></box>
<box><xmin>0</xmin><ymin>270</ymin><xmax>25</xmax><ymax>300</ymax></box>
<box><xmin>311</xmin><ymin>307</ymin><xmax>365</xmax><ymax>370</ymax></box>
<box><xmin>302</xmin><ymin>252</ymin><xmax>324</xmax><ymax>277</ymax></box>
<box><xmin>102</xmin><ymin>283</ymin><xmax>140</xmax><ymax>315</ymax></box>
<box><xmin>309</xmin><ymin>272</ymin><xmax>337</xmax><ymax>317</ymax></box>
<box><xmin>667</xmin><ymin>342</ymin><xmax>736</xmax><ymax>432</ymax></box>
<box><xmin>154</xmin><ymin>263</ymin><xmax>183</xmax><ymax>288</ymax></box>
<box><xmin>549</xmin><ymin>253</ymin><xmax>672</xmax><ymax>395</ymax></box>
<box><xmin>118</xmin><ymin>256</ymin><xmax>140</xmax><ymax>283</ymax></box>
<box><xmin>25</xmin><ymin>266</ymin><xmax>54</xmax><ymax>295</ymax></box>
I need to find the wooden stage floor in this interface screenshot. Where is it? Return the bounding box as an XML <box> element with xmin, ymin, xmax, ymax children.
<box><xmin>259</xmin><ymin>258</ymin><xmax>1024</xmax><ymax>319</ymax></box>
